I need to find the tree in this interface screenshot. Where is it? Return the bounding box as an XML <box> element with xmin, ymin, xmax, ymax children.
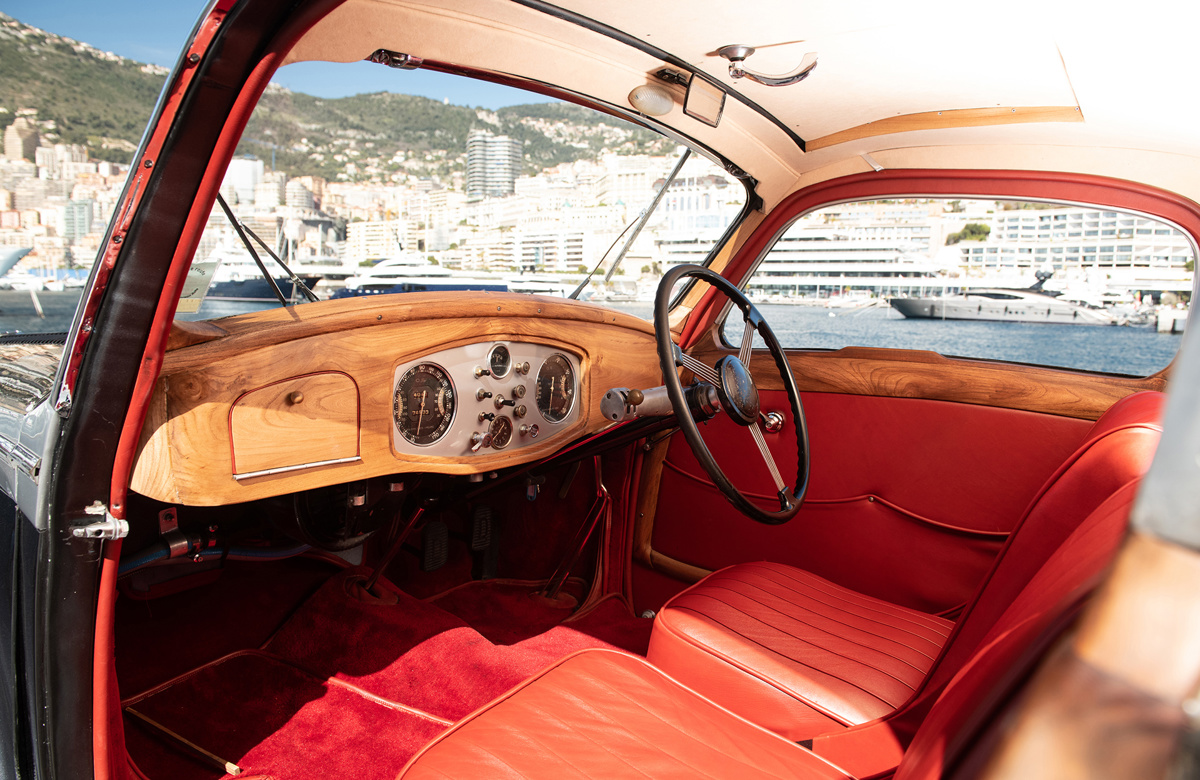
<box><xmin>945</xmin><ymin>223</ymin><xmax>991</xmax><ymax>245</ymax></box>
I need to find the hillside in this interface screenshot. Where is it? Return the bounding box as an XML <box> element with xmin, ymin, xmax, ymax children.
<box><xmin>0</xmin><ymin>13</ymin><xmax>669</xmax><ymax>178</ymax></box>
<box><xmin>0</xmin><ymin>14</ymin><xmax>167</xmax><ymax>162</ymax></box>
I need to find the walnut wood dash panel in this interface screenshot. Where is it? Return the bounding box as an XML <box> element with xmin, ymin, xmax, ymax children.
<box><xmin>229</xmin><ymin>372</ymin><xmax>360</xmax><ymax>477</ymax></box>
<box><xmin>689</xmin><ymin>341</ymin><xmax>1167</xmax><ymax>421</ymax></box>
<box><xmin>131</xmin><ymin>294</ymin><xmax>661</xmax><ymax>506</ymax></box>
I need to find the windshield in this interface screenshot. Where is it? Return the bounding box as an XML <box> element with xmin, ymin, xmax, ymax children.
<box><xmin>174</xmin><ymin>64</ymin><xmax>746</xmax><ymax>323</ymax></box>
<box><xmin>0</xmin><ymin>59</ymin><xmax>746</xmax><ymax>335</ymax></box>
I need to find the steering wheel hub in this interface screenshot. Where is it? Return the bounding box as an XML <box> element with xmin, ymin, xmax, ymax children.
<box><xmin>714</xmin><ymin>355</ymin><xmax>760</xmax><ymax>426</ymax></box>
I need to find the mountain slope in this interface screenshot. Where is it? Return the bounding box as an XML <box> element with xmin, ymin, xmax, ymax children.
<box><xmin>0</xmin><ymin>13</ymin><xmax>668</xmax><ymax>177</ymax></box>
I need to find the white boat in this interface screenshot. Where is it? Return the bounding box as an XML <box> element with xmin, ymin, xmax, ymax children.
<box><xmin>889</xmin><ymin>287</ymin><xmax>1116</xmax><ymax>325</ymax></box>
<box><xmin>334</xmin><ymin>256</ymin><xmax>507</xmax><ymax>298</ymax></box>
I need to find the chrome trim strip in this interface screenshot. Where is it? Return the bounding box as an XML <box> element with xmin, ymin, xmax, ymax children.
<box><xmin>0</xmin><ymin>434</ymin><xmax>40</xmax><ymax>480</ymax></box>
<box><xmin>233</xmin><ymin>456</ymin><xmax>361</xmax><ymax>481</ymax></box>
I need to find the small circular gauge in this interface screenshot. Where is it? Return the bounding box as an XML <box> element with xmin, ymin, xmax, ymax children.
<box><xmin>488</xmin><ymin>344</ymin><xmax>512</xmax><ymax>379</ymax></box>
<box><xmin>489</xmin><ymin>416</ymin><xmax>513</xmax><ymax>449</ymax></box>
<box><xmin>393</xmin><ymin>363</ymin><xmax>456</xmax><ymax>446</ymax></box>
<box><xmin>535</xmin><ymin>353</ymin><xmax>576</xmax><ymax>423</ymax></box>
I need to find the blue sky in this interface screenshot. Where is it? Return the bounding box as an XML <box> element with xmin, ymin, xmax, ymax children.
<box><xmin>0</xmin><ymin>0</ymin><xmax>555</xmax><ymax>109</ymax></box>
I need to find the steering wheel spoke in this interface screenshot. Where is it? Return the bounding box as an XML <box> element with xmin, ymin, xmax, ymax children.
<box><xmin>675</xmin><ymin>346</ymin><xmax>721</xmax><ymax>386</ymax></box>
<box><xmin>748</xmin><ymin>422</ymin><xmax>787</xmax><ymax>493</ymax></box>
<box><xmin>738</xmin><ymin>318</ymin><xmax>755</xmax><ymax>368</ymax></box>
<box><xmin>655</xmin><ymin>264</ymin><xmax>809</xmax><ymax>524</ymax></box>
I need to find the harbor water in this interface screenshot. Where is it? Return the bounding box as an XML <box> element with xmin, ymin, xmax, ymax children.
<box><xmin>0</xmin><ymin>292</ymin><xmax>1185</xmax><ymax>378</ymax></box>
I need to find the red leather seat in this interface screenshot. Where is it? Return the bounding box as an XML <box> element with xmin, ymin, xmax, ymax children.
<box><xmin>646</xmin><ymin>562</ymin><xmax>952</xmax><ymax>739</ymax></box>
<box><xmin>397</xmin><ymin>478</ymin><xmax>1141</xmax><ymax>780</ymax></box>
<box><xmin>647</xmin><ymin>391</ymin><xmax>1163</xmax><ymax>741</ymax></box>
<box><xmin>397</xmin><ymin>648</ymin><xmax>852</xmax><ymax>780</ymax></box>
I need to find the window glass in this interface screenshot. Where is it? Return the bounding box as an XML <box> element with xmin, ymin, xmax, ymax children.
<box><xmin>174</xmin><ymin>64</ymin><xmax>743</xmax><ymax>323</ymax></box>
<box><xmin>724</xmin><ymin>199</ymin><xmax>1194</xmax><ymax>375</ymax></box>
<box><xmin>0</xmin><ymin>64</ymin><xmax>744</xmax><ymax>336</ymax></box>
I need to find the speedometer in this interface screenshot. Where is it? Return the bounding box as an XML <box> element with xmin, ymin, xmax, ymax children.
<box><xmin>393</xmin><ymin>363</ymin><xmax>456</xmax><ymax>446</ymax></box>
<box><xmin>535</xmin><ymin>353</ymin><xmax>576</xmax><ymax>423</ymax></box>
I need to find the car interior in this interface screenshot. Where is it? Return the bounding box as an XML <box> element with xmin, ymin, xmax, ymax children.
<box><xmin>67</xmin><ymin>1</ymin><xmax>1200</xmax><ymax>779</ymax></box>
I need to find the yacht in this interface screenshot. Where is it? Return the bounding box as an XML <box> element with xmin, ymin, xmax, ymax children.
<box><xmin>889</xmin><ymin>286</ymin><xmax>1117</xmax><ymax>325</ymax></box>
<box><xmin>333</xmin><ymin>255</ymin><xmax>507</xmax><ymax>298</ymax></box>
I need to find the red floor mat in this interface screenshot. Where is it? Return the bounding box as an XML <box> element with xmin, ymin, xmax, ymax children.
<box><xmin>266</xmin><ymin>569</ymin><xmax>653</xmax><ymax>720</ymax></box>
<box><xmin>124</xmin><ymin>651</ymin><xmax>446</xmax><ymax>780</ymax></box>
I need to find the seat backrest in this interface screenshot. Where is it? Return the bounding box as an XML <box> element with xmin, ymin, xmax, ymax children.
<box><xmin>917</xmin><ymin>390</ymin><xmax>1163</xmax><ymax>699</ymax></box>
<box><xmin>895</xmin><ymin>478</ymin><xmax>1142</xmax><ymax>779</ymax></box>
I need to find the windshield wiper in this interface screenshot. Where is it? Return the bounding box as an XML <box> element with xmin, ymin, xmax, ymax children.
<box><xmin>214</xmin><ymin>193</ymin><xmax>320</xmax><ymax>306</ymax></box>
<box><xmin>570</xmin><ymin>147</ymin><xmax>691</xmax><ymax>300</ymax></box>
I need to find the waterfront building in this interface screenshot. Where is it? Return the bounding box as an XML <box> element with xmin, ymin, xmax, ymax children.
<box><xmin>960</xmin><ymin>205</ymin><xmax>1194</xmax><ymax>296</ymax></box>
<box><xmin>346</xmin><ymin>219</ymin><xmax>407</xmax><ymax>264</ymax></box>
<box><xmin>224</xmin><ymin>157</ymin><xmax>265</xmax><ymax>204</ymax></box>
<box><xmin>3</xmin><ymin>118</ymin><xmax>38</xmax><ymax>162</ymax></box>
<box><xmin>466</xmin><ymin>130</ymin><xmax>522</xmax><ymax>200</ymax></box>
<box><xmin>285</xmin><ymin>180</ymin><xmax>315</xmax><ymax>210</ymax></box>
<box><xmin>60</xmin><ymin>199</ymin><xmax>95</xmax><ymax>242</ymax></box>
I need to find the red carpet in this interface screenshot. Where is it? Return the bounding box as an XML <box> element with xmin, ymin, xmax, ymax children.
<box><xmin>266</xmin><ymin>570</ymin><xmax>652</xmax><ymax>720</ymax></box>
<box><xmin>123</xmin><ymin>652</ymin><xmax>447</xmax><ymax>780</ymax></box>
<box><xmin>428</xmin><ymin>578</ymin><xmax>586</xmax><ymax>643</ymax></box>
<box><xmin>122</xmin><ymin>563</ymin><xmax>654</xmax><ymax>777</ymax></box>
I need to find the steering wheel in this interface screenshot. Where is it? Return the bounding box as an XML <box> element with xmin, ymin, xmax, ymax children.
<box><xmin>654</xmin><ymin>264</ymin><xmax>809</xmax><ymax>524</ymax></box>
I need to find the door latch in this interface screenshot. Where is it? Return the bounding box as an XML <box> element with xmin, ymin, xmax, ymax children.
<box><xmin>72</xmin><ymin>501</ymin><xmax>129</xmax><ymax>540</ymax></box>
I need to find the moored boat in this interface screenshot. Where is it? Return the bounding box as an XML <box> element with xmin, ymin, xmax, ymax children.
<box><xmin>889</xmin><ymin>287</ymin><xmax>1117</xmax><ymax>325</ymax></box>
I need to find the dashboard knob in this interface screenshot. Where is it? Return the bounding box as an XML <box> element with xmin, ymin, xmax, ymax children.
<box><xmin>287</xmin><ymin>391</ymin><xmax>304</xmax><ymax>405</ymax></box>
<box><xmin>474</xmin><ymin>366</ymin><xmax>491</xmax><ymax>378</ymax></box>
<box><xmin>470</xmin><ymin>432</ymin><xmax>494</xmax><ymax>452</ymax></box>
<box><xmin>512</xmin><ymin>385</ymin><xmax>527</xmax><ymax>399</ymax></box>
<box><xmin>514</xmin><ymin>405</ymin><xmax>527</xmax><ymax>418</ymax></box>
<box><xmin>478</xmin><ymin>412</ymin><xmax>495</xmax><ymax>422</ymax></box>
<box><xmin>476</xmin><ymin>389</ymin><xmax>493</xmax><ymax>401</ymax></box>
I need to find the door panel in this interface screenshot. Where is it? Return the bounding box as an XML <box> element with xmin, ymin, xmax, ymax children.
<box><xmin>646</xmin><ymin>391</ymin><xmax>1091</xmax><ymax>613</ymax></box>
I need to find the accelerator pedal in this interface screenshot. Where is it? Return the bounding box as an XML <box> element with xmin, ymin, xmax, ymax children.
<box><xmin>421</xmin><ymin>520</ymin><xmax>449</xmax><ymax>572</ymax></box>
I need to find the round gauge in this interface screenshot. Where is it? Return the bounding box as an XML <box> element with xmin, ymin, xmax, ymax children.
<box><xmin>535</xmin><ymin>353</ymin><xmax>576</xmax><ymax>423</ymax></box>
<box><xmin>489</xmin><ymin>416</ymin><xmax>513</xmax><ymax>449</ymax></box>
<box><xmin>488</xmin><ymin>344</ymin><xmax>512</xmax><ymax>379</ymax></box>
<box><xmin>393</xmin><ymin>363</ymin><xmax>456</xmax><ymax>446</ymax></box>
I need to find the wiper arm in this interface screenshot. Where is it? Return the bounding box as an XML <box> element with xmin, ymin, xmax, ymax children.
<box><xmin>569</xmin><ymin>147</ymin><xmax>692</xmax><ymax>300</ymax></box>
<box><xmin>214</xmin><ymin>193</ymin><xmax>320</xmax><ymax>306</ymax></box>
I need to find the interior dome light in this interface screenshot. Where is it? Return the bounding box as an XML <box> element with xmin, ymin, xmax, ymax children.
<box><xmin>628</xmin><ymin>84</ymin><xmax>674</xmax><ymax>116</ymax></box>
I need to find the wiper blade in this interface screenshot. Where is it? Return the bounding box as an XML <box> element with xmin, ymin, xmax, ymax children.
<box><xmin>569</xmin><ymin>147</ymin><xmax>692</xmax><ymax>300</ymax></box>
<box><xmin>214</xmin><ymin>193</ymin><xmax>320</xmax><ymax>306</ymax></box>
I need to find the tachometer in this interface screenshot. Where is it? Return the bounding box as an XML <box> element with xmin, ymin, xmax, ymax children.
<box><xmin>535</xmin><ymin>353</ymin><xmax>576</xmax><ymax>423</ymax></box>
<box><xmin>393</xmin><ymin>363</ymin><xmax>455</xmax><ymax>446</ymax></box>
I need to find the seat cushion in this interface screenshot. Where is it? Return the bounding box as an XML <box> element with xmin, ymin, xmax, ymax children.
<box><xmin>648</xmin><ymin>561</ymin><xmax>953</xmax><ymax>740</ymax></box>
<box><xmin>397</xmin><ymin>648</ymin><xmax>852</xmax><ymax>779</ymax></box>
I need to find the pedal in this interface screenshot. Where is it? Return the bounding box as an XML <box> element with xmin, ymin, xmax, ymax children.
<box><xmin>421</xmin><ymin>520</ymin><xmax>449</xmax><ymax>572</ymax></box>
<box><xmin>470</xmin><ymin>505</ymin><xmax>493</xmax><ymax>552</ymax></box>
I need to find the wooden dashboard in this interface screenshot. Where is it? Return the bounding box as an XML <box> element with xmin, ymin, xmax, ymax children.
<box><xmin>131</xmin><ymin>293</ymin><xmax>662</xmax><ymax>506</ymax></box>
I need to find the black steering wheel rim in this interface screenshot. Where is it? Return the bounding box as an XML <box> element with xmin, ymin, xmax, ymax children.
<box><xmin>654</xmin><ymin>264</ymin><xmax>809</xmax><ymax>524</ymax></box>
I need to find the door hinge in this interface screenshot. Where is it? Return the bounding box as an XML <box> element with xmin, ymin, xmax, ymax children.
<box><xmin>72</xmin><ymin>501</ymin><xmax>129</xmax><ymax>540</ymax></box>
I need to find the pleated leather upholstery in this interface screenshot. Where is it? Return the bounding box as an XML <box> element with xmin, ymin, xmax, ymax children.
<box><xmin>648</xmin><ymin>391</ymin><xmax>1164</xmax><ymax>742</ymax></box>
<box><xmin>648</xmin><ymin>562</ymin><xmax>953</xmax><ymax>739</ymax></box>
<box><xmin>397</xmin><ymin>648</ymin><xmax>852</xmax><ymax>780</ymax></box>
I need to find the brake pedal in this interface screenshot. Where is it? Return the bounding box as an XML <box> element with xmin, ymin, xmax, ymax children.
<box><xmin>470</xmin><ymin>505</ymin><xmax>493</xmax><ymax>552</ymax></box>
<box><xmin>421</xmin><ymin>520</ymin><xmax>448</xmax><ymax>572</ymax></box>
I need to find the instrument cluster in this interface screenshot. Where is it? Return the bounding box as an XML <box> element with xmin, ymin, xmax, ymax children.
<box><xmin>391</xmin><ymin>341</ymin><xmax>580</xmax><ymax>457</ymax></box>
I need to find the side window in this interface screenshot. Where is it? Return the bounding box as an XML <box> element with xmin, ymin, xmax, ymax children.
<box><xmin>725</xmin><ymin>199</ymin><xmax>1194</xmax><ymax>376</ymax></box>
